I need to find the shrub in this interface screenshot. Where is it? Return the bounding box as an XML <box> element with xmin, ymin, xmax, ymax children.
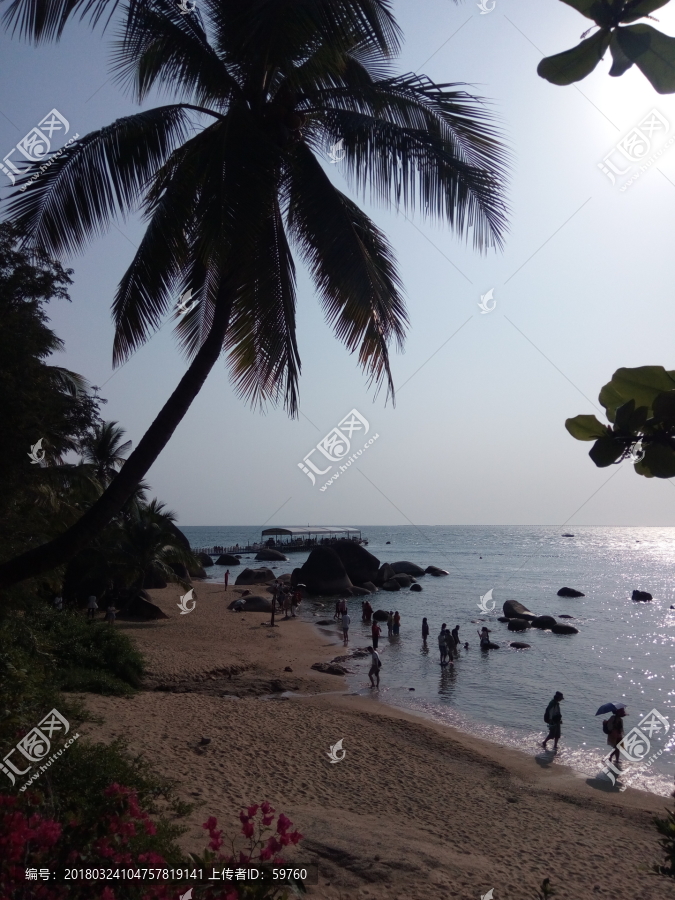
<box><xmin>654</xmin><ymin>807</ymin><xmax>675</xmax><ymax>877</ymax></box>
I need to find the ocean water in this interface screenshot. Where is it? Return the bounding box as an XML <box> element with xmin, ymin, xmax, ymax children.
<box><xmin>180</xmin><ymin>525</ymin><xmax>675</xmax><ymax>796</ymax></box>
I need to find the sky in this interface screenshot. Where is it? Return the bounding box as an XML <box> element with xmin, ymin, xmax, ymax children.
<box><xmin>3</xmin><ymin>0</ymin><xmax>675</xmax><ymax>528</ymax></box>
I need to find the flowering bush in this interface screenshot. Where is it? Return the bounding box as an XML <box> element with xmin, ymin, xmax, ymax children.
<box><xmin>0</xmin><ymin>790</ymin><xmax>304</xmax><ymax>900</ymax></box>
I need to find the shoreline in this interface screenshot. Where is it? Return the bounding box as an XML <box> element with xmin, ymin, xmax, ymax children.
<box><xmin>78</xmin><ymin>583</ymin><xmax>674</xmax><ymax>899</ymax></box>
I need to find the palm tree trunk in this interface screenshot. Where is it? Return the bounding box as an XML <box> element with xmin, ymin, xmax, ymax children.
<box><xmin>0</xmin><ymin>294</ymin><xmax>233</xmax><ymax>590</ymax></box>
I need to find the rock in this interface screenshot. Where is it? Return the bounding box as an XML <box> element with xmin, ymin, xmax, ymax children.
<box><xmin>410</xmin><ymin>583</ymin><xmax>423</xmax><ymax>592</ymax></box>
<box><xmin>199</xmin><ymin>737</ymin><xmax>211</xmax><ymax>746</ymax></box>
<box><xmin>197</xmin><ymin>553</ymin><xmax>214</xmax><ymax>568</ymax></box>
<box><xmin>284</xmin><ymin>666</ymin><xmax>293</xmax><ymax>672</ymax></box>
<box><xmin>291</xmin><ymin>547</ymin><xmax>353</xmax><ymax>595</ymax></box>
<box><xmin>255</xmin><ymin>549</ymin><xmax>289</xmax><ymax>561</ymax></box>
<box><xmin>125</xmin><ymin>594</ymin><xmax>169</xmax><ymax>620</ymax></box>
<box><xmin>362</xmin><ymin>581</ymin><xmax>378</xmax><ymax>593</ymax></box>
<box><xmin>374</xmin><ymin>563</ymin><xmax>396</xmax><ymax>586</ymax></box>
<box><xmin>557</xmin><ymin>587</ymin><xmax>585</xmax><ymax>597</ymax></box>
<box><xmin>350</xmin><ymin>586</ymin><xmax>371</xmax><ymax>596</ymax></box>
<box><xmin>425</xmin><ymin>566</ymin><xmax>449</xmax><ymax>576</ymax></box>
<box><xmin>551</xmin><ymin>623</ymin><xmax>579</xmax><ymax>634</ymax></box>
<box><xmin>331</xmin><ymin>540</ymin><xmax>380</xmax><ymax>585</ymax></box>
<box><xmin>632</xmin><ymin>589</ymin><xmax>653</xmax><ymax>602</ymax></box>
<box><xmin>530</xmin><ymin>615</ymin><xmax>557</xmax><ymax>629</ymax></box>
<box><xmin>143</xmin><ymin>568</ymin><xmax>168</xmax><ymax>589</ymax></box>
<box><xmin>311</xmin><ymin>662</ymin><xmax>348</xmax><ymax>676</ymax></box>
<box><xmin>381</xmin><ymin>578</ymin><xmax>401</xmax><ymax>591</ymax></box>
<box><xmin>510</xmin><ymin>642</ymin><xmax>531</xmax><ymax>649</ymax></box>
<box><xmin>507</xmin><ymin>619</ymin><xmax>530</xmax><ymax>631</ymax></box>
<box><xmin>315</xmin><ymin>619</ymin><xmax>337</xmax><ymax>626</ymax></box>
<box><xmin>227</xmin><ymin>594</ymin><xmax>272</xmax><ymax>612</ymax></box>
<box><xmin>373</xmin><ymin>609</ymin><xmax>390</xmax><ymax>621</ymax></box>
<box><xmin>391</xmin><ymin>561</ymin><xmax>426</xmax><ymax>576</ymax></box>
<box><xmin>558</xmin><ymin>614</ymin><xmax>575</xmax><ymax>619</ymax></box>
<box><xmin>498</xmin><ymin>616</ymin><xmax>510</xmax><ymax>623</ymax></box>
<box><xmin>386</xmin><ymin>541</ymin><xmax>391</xmax><ymax>544</ymax></box>
<box><xmin>235</xmin><ymin>567</ymin><xmax>276</xmax><ymax>585</ymax></box>
<box><xmin>216</xmin><ymin>554</ymin><xmax>241</xmax><ymax>566</ymax></box>
<box><xmin>393</xmin><ymin>573</ymin><xmax>414</xmax><ymax>587</ymax></box>
<box><xmin>503</xmin><ymin>600</ymin><xmax>536</xmax><ymax>620</ymax></box>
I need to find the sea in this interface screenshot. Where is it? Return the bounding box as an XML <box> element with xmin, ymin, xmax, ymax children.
<box><xmin>180</xmin><ymin>525</ymin><xmax>675</xmax><ymax>796</ymax></box>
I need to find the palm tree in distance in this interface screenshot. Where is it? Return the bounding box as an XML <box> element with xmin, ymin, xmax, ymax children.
<box><xmin>80</xmin><ymin>421</ymin><xmax>132</xmax><ymax>487</ymax></box>
<box><xmin>0</xmin><ymin>0</ymin><xmax>509</xmax><ymax>588</ymax></box>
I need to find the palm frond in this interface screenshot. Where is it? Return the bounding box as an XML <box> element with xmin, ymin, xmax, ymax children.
<box><xmin>0</xmin><ymin>0</ymin><xmax>129</xmax><ymax>43</ymax></box>
<box><xmin>47</xmin><ymin>365</ymin><xmax>90</xmax><ymax>396</ymax></box>
<box><xmin>285</xmin><ymin>142</ymin><xmax>406</xmax><ymax>400</ymax></box>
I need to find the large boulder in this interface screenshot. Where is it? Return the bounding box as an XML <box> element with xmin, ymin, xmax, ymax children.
<box><xmin>143</xmin><ymin>568</ymin><xmax>168</xmax><ymax>589</ymax></box>
<box><xmin>425</xmin><ymin>566</ymin><xmax>449</xmax><ymax>576</ymax></box>
<box><xmin>228</xmin><ymin>594</ymin><xmax>273</xmax><ymax>612</ymax></box>
<box><xmin>216</xmin><ymin>554</ymin><xmax>241</xmax><ymax>566</ymax></box>
<box><xmin>124</xmin><ymin>592</ymin><xmax>169</xmax><ymax>620</ymax></box>
<box><xmin>197</xmin><ymin>553</ymin><xmax>214</xmax><ymax>568</ymax></box>
<box><xmin>507</xmin><ymin>619</ymin><xmax>530</xmax><ymax>631</ymax></box>
<box><xmin>311</xmin><ymin>662</ymin><xmax>348</xmax><ymax>676</ymax></box>
<box><xmin>530</xmin><ymin>615</ymin><xmax>557</xmax><ymax>630</ymax></box>
<box><xmin>291</xmin><ymin>547</ymin><xmax>353</xmax><ymax>595</ymax></box>
<box><xmin>374</xmin><ymin>563</ymin><xmax>396</xmax><ymax>586</ymax></box>
<box><xmin>351</xmin><ymin>585</ymin><xmax>371</xmax><ymax>596</ymax></box>
<box><xmin>557</xmin><ymin>587</ymin><xmax>585</xmax><ymax>597</ymax></box>
<box><xmin>331</xmin><ymin>540</ymin><xmax>380</xmax><ymax>585</ymax></box>
<box><xmin>503</xmin><ymin>600</ymin><xmax>536</xmax><ymax>621</ymax></box>
<box><xmin>391</xmin><ymin>561</ymin><xmax>426</xmax><ymax>576</ymax></box>
<box><xmin>393</xmin><ymin>573</ymin><xmax>414</xmax><ymax>587</ymax></box>
<box><xmin>373</xmin><ymin>609</ymin><xmax>390</xmax><ymax>621</ymax></box>
<box><xmin>235</xmin><ymin>567</ymin><xmax>276</xmax><ymax>585</ymax></box>
<box><xmin>255</xmin><ymin>549</ymin><xmax>289</xmax><ymax>561</ymax></box>
<box><xmin>632</xmin><ymin>589</ymin><xmax>653</xmax><ymax>602</ymax></box>
<box><xmin>381</xmin><ymin>579</ymin><xmax>401</xmax><ymax>592</ymax></box>
<box><xmin>551</xmin><ymin>623</ymin><xmax>579</xmax><ymax>634</ymax></box>
<box><xmin>410</xmin><ymin>583</ymin><xmax>423</xmax><ymax>592</ymax></box>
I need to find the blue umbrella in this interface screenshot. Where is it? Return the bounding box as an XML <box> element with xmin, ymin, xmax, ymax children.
<box><xmin>595</xmin><ymin>702</ymin><xmax>626</xmax><ymax>716</ymax></box>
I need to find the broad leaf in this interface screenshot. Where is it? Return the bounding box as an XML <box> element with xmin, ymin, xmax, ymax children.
<box><xmin>614</xmin><ymin>399</ymin><xmax>635</xmax><ymax>431</ymax></box>
<box><xmin>609</xmin><ymin>33</ymin><xmax>634</xmax><ymax>76</ymax></box>
<box><xmin>537</xmin><ymin>30</ymin><xmax>611</xmax><ymax>86</ymax></box>
<box><xmin>589</xmin><ymin>436</ymin><xmax>625</xmax><ymax>467</ymax></box>
<box><xmin>616</xmin><ymin>24</ymin><xmax>675</xmax><ymax>93</ymax></box>
<box><xmin>621</xmin><ymin>0</ymin><xmax>672</xmax><ymax>24</ymax></box>
<box><xmin>558</xmin><ymin>0</ymin><xmax>603</xmax><ymax>21</ymax></box>
<box><xmin>638</xmin><ymin>442</ymin><xmax>675</xmax><ymax>477</ymax></box>
<box><xmin>565</xmin><ymin>414</ymin><xmax>610</xmax><ymax>441</ymax></box>
<box><xmin>652</xmin><ymin>390</ymin><xmax>675</xmax><ymax>427</ymax></box>
<box><xmin>598</xmin><ymin>366</ymin><xmax>675</xmax><ymax>422</ymax></box>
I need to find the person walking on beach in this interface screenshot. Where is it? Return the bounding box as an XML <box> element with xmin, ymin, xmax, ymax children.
<box><xmin>342</xmin><ymin>611</ymin><xmax>351</xmax><ymax>645</ymax></box>
<box><xmin>291</xmin><ymin>588</ymin><xmax>301</xmax><ymax>617</ymax></box>
<box><xmin>542</xmin><ymin>691</ymin><xmax>564</xmax><ymax>751</ymax></box>
<box><xmin>224</xmin><ymin>569</ymin><xmax>230</xmax><ymax>589</ymax></box>
<box><xmin>393</xmin><ymin>611</ymin><xmax>401</xmax><ymax>635</ymax></box>
<box><xmin>367</xmin><ymin>645</ymin><xmax>381</xmax><ymax>688</ymax></box>
<box><xmin>605</xmin><ymin>706</ymin><xmax>627</xmax><ymax>767</ymax></box>
<box><xmin>371</xmin><ymin>620</ymin><xmax>381</xmax><ymax>649</ymax></box>
<box><xmin>283</xmin><ymin>589</ymin><xmax>293</xmax><ymax>619</ymax></box>
<box><xmin>86</xmin><ymin>595</ymin><xmax>98</xmax><ymax>620</ymax></box>
<box><xmin>438</xmin><ymin>624</ymin><xmax>449</xmax><ymax>665</ymax></box>
<box><xmin>422</xmin><ymin>617</ymin><xmax>430</xmax><ymax>646</ymax></box>
<box><xmin>387</xmin><ymin>610</ymin><xmax>394</xmax><ymax>637</ymax></box>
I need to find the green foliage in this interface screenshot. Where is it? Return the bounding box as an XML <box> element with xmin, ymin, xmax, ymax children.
<box><xmin>566</xmin><ymin>366</ymin><xmax>675</xmax><ymax>477</ymax></box>
<box><xmin>538</xmin><ymin>0</ymin><xmax>675</xmax><ymax>93</ymax></box>
<box><xmin>654</xmin><ymin>807</ymin><xmax>675</xmax><ymax>876</ymax></box>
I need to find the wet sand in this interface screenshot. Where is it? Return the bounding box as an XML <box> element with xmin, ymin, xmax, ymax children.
<box><xmin>80</xmin><ymin>582</ymin><xmax>673</xmax><ymax>899</ymax></box>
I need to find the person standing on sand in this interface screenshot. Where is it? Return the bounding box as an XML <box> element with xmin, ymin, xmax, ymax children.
<box><xmin>105</xmin><ymin>604</ymin><xmax>117</xmax><ymax>625</ymax></box>
<box><xmin>393</xmin><ymin>611</ymin><xmax>400</xmax><ymax>635</ymax></box>
<box><xmin>438</xmin><ymin>624</ymin><xmax>449</xmax><ymax>665</ymax></box>
<box><xmin>371</xmin><ymin>620</ymin><xmax>381</xmax><ymax>649</ymax></box>
<box><xmin>422</xmin><ymin>617</ymin><xmax>429</xmax><ymax>645</ymax></box>
<box><xmin>542</xmin><ymin>691</ymin><xmax>564</xmax><ymax>751</ymax></box>
<box><xmin>342</xmin><ymin>611</ymin><xmax>351</xmax><ymax>645</ymax></box>
<box><xmin>224</xmin><ymin>569</ymin><xmax>230</xmax><ymax>589</ymax></box>
<box><xmin>86</xmin><ymin>595</ymin><xmax>98</xmax><ymax>620</ymax></box>
<box><xmin>605</xmin><ymin>707</ymin><xmax>627</xmax><ymax>767</ymax></box>
<box><xmin>367</xmin><ymin>645</ymin><xmax>381</xmax><ymax>687</ymax></box>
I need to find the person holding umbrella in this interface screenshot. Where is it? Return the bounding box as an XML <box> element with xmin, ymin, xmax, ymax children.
<box><xmin>542</xmin><ymin>691</ymin><xmax>564</xmax><ymax>751</ymax></box>
<box><xmin>596</xmin><ymin>702</ymin><xmax>628</xmax><ymax>768</ymax></box>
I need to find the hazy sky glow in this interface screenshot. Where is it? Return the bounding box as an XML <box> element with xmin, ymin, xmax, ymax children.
<box><xmin>3</xmin><ymin>0</ymin><xmax>675</xmax><ymax>527</ymax></box>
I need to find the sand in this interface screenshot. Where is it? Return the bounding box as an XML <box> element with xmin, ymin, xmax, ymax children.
<box><xmin>79</xmin><ymin>582</ymin><xmax>674</xmax><ymax>899</ymax></box>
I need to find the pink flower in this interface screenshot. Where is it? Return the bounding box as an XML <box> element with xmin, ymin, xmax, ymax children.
<box><xmin>262</xmin><ymin>815</ymin><xmax>274</xmax><ymax>826</ymax></box>
<box><xmin>259</xmin><ymin>848</ymin><xmax>272</xmax><ymax>861</ymax></box>
<box><xmin>247</xmin><ymin>804</ymin><xmax>259</xmax><ymax>818</ymax></box>
<box><xmin>144</xmin><ymin>820</ymin><xmax>157</xmax><ymax>836</ymax></box>
<box><xmin>241</xmin><ymin>822</ymin><xmax>255</xmax><ymax>839</ymax></box>
<box><xmin>276</xmin><ymin>813</ymin><xmax>292</xmax><ymax>835</ymax></box>
<box><xmin>101</xmin><ymin>888</ymin><xmax>116</xmax><ymax>900</ymax></box>
<box><xmin>260</xmin><ymin>801</ymin><xmax>274</xmax><ymax>815</ymax></box>
<box><xmin>289</xmin><ymin>830</ymin><xmax>303</xmax><ymax>845</ymax></box>
<box><xmin>239</xmin><ymin>811</ymin><xmax>250</xmax><ymax>824</ymax></box>
<box><xmin>204</xmin><ymin>817</ymin><xmax>218</xmax><ymax>831</ymax></box>
<box><xmin>238</xmin><ymin>851</ymin><xmax>250</xmax><ymax>865</ymax></box>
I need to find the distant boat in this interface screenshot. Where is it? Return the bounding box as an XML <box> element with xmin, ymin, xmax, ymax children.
<box><xmin>562</xmin><ymin>533</ymin><xmax>574</xmax><ymax>537</ymax></box>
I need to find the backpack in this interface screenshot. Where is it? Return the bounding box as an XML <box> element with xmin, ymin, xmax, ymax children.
<box><xmin>602</xmin><ymin>719</ymin><xmax>610</xmax><ymax>734</ymax></box>
<box><xmin>544</xmin><ymin>703</ymin><xmax>552</xmax><ymax>724</ymax></box>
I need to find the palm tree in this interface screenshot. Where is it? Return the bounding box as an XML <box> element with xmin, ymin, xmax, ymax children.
<box><xmin>80</xmin><ymin>421</ymin><xmax>132</xmax><ymax>487</ymax></box>
<box><xmin>0</xmin><ymin>0</ymin><xmax>509</xmax><ymax>588</ymax></box>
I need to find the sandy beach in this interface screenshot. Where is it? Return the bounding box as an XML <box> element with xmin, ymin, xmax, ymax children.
<box><xmin>80</xmin><ymin>582</ymin><xmax>674</xmax><ymax>899</ymax></box>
